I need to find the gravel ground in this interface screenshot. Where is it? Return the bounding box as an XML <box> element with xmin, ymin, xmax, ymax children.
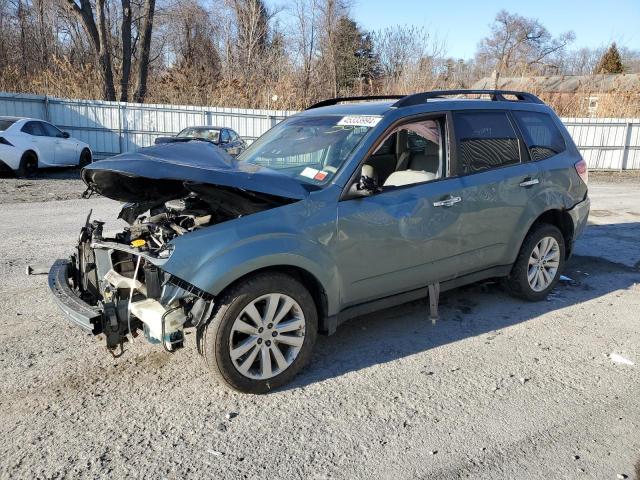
<box><xmin>1</xmin><ymin>172</ymin><xmax>639</xmax><ymax>479</ymax></box>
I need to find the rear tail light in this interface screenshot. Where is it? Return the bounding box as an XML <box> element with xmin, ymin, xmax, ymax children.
<box><xmin>0</xmin><ymin>136</ymin><xmax>13</xmax><ymax>146</ymax></box>
<box><xmin>574</xmin><ymin>158</ymin><xmax>588</xmax><ymax>185</ymax></box>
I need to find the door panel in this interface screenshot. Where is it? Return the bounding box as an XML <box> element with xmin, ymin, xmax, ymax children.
<box><xmin>451</xmin><ymin>110</ymin><xmax>540</xmax><ymax>273</ymax></box>
<box><xmin>22</xmin><ymin>121</ymin><xmax>55</xmax><ymax>165</ymax></box>
<box><xmin>39</xmin><ymin>122</ymin><xmax>67</xmax><ymax>165</ymax></box>
<box><xmin>336</xmin><ymin>178</ymin><xmax>465</xmax><ymax>307</ymax></box>
<box><xmin>457</xmin><ymin>162</ymin><xmax>540</xmax><ymax>272</ymax></box>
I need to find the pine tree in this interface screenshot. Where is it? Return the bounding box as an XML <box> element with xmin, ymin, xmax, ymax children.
<box><xmin>595</xmin><ymin>43</ymin><xmax>624</xmax><ymax>74</ymax></box>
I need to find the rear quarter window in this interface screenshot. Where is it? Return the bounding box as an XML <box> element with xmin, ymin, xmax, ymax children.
<box><xmin>513</xmin><ymin>111</ymin><xmax>566</xmax><ymax>161</ymax></box>
<box><xmin>21</xmin><ymin>121</ymin><xmax>46</xmax><ymax>136</ymax></box>
<box><xmin>0</xmin><ymin>119</ymin><xmax>16</xmax><ymax>131</ymax></box>
<box><xmin>453</xmin><ymin>111</ymin><xmax>520</xmax><ymax>175</ymax></box>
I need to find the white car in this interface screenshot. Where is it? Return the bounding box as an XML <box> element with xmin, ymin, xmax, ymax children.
<box><xmin>0</xmin><ymin>116</ymin><xmax>92</xmax><ymax>177</ymax></box>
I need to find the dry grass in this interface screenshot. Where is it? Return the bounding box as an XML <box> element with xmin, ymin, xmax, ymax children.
<box><xmin>1</xmin><ymin>57</ymin><xmax>638</xmax><ymax>116</ymax></box>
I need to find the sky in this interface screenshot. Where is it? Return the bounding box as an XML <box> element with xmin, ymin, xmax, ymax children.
<box><xmin>348</xmin><ymin>0</ymin><xmax>640</xmax><ymax>59</ymax></box>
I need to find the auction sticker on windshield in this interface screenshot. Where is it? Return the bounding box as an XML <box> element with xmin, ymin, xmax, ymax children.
<box><xmin>337</xmin><ymin>116</ymin><xmax>382</xmax><ymax>127</ymax></box>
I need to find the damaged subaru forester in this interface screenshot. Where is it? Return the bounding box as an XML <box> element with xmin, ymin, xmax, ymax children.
<box><xmin>49</xmin><ymin>90</ymin><xmax>590</xmax><ymax>393</ymax></box>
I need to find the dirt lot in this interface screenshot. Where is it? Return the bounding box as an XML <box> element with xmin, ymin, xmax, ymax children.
<box><xmin>1</xmin><ymin>170</ymin><xmax>639</xmax><ymax>479</ymax></box>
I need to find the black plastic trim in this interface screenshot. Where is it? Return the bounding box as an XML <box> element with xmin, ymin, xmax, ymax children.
<box><xmin>48</xmin><ymin>259</ymin><xmax>102</xmax><ymax>334</ymax></box>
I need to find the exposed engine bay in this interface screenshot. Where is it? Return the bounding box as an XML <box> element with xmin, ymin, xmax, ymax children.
<box><xmin>50</xmin><ymin>143</ymin><xmax>306</xmax><ymax>355</ymax></box>
<box><xmin>70</xmin><ymin>186</ymin><xmax>292</xmax><ymax>355</ymax></box>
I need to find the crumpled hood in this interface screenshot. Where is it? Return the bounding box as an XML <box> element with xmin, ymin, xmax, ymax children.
<box><xmin>81</xmin><ymin>141</ymin><xmax>310</xmax><ymax>202</ymax></box>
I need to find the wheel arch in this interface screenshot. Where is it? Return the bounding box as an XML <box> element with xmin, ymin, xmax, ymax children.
<box><xmin>213</xmin><ymin>264</ymin><xmax>331</xmax><ymax>334</ymax></box>
<box><xmin>524</xmin><ymin>208</ymin><xmax>575</xmax><ymax>259</ymax></box>
<box><xmin>22</xmin><ymin>148</ymin><xmax>38</xmax><ymax>162</ymax></box>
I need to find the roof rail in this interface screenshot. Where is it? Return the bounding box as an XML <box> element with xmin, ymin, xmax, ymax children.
<box><xmin>393</xmin><ymin>89</ymin><xmax>544</xmax><ymax>108</ymax></box>
<box><xmin>306</xmin><ymin>95</ymin><xmax>405</xmax><ymax>110</ymax></box>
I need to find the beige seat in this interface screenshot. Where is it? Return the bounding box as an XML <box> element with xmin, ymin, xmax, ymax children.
<box><xmin>383</xmin><ymin>170</ymin><xmax>437</xmax><ymax>187</ymax></box>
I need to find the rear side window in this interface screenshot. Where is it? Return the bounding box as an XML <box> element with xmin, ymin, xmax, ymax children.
<box><xmin>22</xmin><ymin>121</ymin><xmax>46</xmax><ymax>136</ymax></box>
<box><xmin>0</xmin><ymin>119</ymin><xmax>16</xmax><ymax>131</ymax></box>
<box><xmin>453</xmin><ymin>111</ymin><xmax>520</xmax><ymax>174</ymax></box>
<box><xmin>513</xmin><ymin>111</ymin><xmax>566</xmax><ymax>161</ymax></box>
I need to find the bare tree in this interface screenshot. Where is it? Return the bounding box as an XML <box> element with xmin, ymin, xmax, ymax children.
<box><xmin>132</xmin><ymin>0</ymin><xmax>156</xmax><ymax>102</ymax></box>
<box><xmin>64</xmin><ymin>0</ymin><xmax>117</xmax><ymax>99</ymax></box>
<box><xmin>476</xmin><ymin>10</ymin><xmax>575</xmax><ymax>85</ymax></box>
<box><xmin>290</xmin><ymin>0</ymin><xmax>319</xmax><ymax>103</ymax></box>
<box><xmin>119</xmin><ymin>0</ymin><xmax>132</xmax><ymax>101</ymax></box>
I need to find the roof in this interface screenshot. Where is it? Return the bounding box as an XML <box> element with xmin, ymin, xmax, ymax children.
<box><xmin>298</xmin><ymin>100</ymin><xmax>396</xmax><ymax>117</ymax></box>
<box><xmin>472</xmin><ymin>74</ymin><xmax>640</xmax><ymax>93</ymax></box>
<box><xmin>298</xmin><ymin>90</ymin><xmax>548</xmax><ymax>117</ymax></box>
<box><xmin>180</xmin><ymin>125</ymin><xmax>226</xmax><ymax>130</ymax></box>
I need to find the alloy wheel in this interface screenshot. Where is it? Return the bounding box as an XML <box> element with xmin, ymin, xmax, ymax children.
<box><xmin>527</xmin><ymin>236</ymin><xmax>560</xmax><ymax>292</ymax></box>
<box><xmin>229</xmin><ymin>293</ymin><xmax>306</xmax><ymax>380</ymax></box>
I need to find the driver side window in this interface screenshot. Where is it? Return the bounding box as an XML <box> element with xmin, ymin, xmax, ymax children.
<box><xmin>359</xmin><ymin>117</ymin><xmax>446</xmax><ymax>191</ymax></box>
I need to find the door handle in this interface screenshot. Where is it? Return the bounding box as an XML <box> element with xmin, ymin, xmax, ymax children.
<box><xmin>519</xmin><ymin>178</ymin><xmax>540</xmax><ymax>187</ymax></box>
<box><xmin>433</xmin><ymin>196</ymin><xmax>462</xmax><ymax>207</ymax></box>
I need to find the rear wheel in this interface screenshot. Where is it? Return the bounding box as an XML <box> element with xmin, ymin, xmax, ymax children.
<box><xmin>79</xmin><ymin>149</ymin><xmax>92</xmax><ymax>168</ymax></box>
<box><xmin>16</xmin><ymin>152</ymin><xmax>38</xmax><ymax>178</ymax></box>
<box><xmin>504</xmin><ymin>223</ymin><xmax>565</xmax><ymax>301</ymax></box>
<box><xmin>201</xmin><ymin>272</ymin><xmax>317</xmax><ymax>393</ymax></box>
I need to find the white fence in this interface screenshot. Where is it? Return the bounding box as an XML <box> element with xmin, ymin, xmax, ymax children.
<box><xmin>1</xmin><ymin>92</ymin><xmax>638</xmax><ymax>169</ymax></box>
<box><xmin>563</xmin><ymin>117</ymin><xmax>640</xmax><ymax>170</ymax></box>
<box><xmin>0</xmin><ymin>92</ymin><xmax>297</xmax><ymax>159</ymax></box>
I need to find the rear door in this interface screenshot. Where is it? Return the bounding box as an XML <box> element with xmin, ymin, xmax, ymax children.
<box><xmin>451</xmin><ymin>110</ymin><xmax>540</xmax><ymax>273</ymax></box>
<box><xmin>21</xmin><ymin>121</ymin><xmax>56</xmax><ymax>165</ymax></box>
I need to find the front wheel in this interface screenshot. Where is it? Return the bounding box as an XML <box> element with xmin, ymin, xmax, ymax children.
<box><xmin>201</xmin><ymin>272</ymin><xmax>318</xmax><ymax>393</ymax></box>
<box><xmin>504</xmin><ymin>223</ymin><xmax>565</xmax><ymax>301</ymax></box>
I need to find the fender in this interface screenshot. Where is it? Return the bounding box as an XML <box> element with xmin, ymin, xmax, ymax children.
<box><xmin>162</xmin><ymin>228</ymin><xmax>341</xmax><ymax>316</ymax></box>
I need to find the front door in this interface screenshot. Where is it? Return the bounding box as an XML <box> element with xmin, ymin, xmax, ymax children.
<box><xmin>335</xmin><ymin>115</ymin><xmax>466</xmax><ymax>307</ymax></box>
<box><xmin>41</xmin><ymin>122</ymin><xmax>76</xmax><ymax>165</ymax></box>
<box><xmin>336</xmin><ymin>178</ymin><xmax>466</xmax><ymax>307</ymax></box>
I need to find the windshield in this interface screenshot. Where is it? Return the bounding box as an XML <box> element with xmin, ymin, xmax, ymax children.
<box><xmin>237</xmin><ymin>115</ymin><xmax>376</xmax><ymax>186</ymax></box>
<box><xmin>0</xmin><ymin>119</ymin><xmax>16</xmax><ymax>131</ymax></box>
<box><xmin>178</xmin><ymin>128</ymin><xmax>220</xmax><ymax>143</ymax></box>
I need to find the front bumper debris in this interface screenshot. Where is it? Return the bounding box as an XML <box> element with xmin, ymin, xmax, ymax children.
<box><xmin>48</xmin><ymin>258</ymin><xmax>102</xmax><ymax>334</ymax></box>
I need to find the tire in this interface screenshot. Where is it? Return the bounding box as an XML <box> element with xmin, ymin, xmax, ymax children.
<box><xmin>16</xmin><ymin>152</ymin><xmax>38</xmax><ymax>178</ymax></box>
<box><xmin>201</xmin><ymin>272</ymin><xmax>318</xmax><ymax>393</ymax></box>
<box><xmin>504</xmin><ymin>223</ymin><xmax>565</xmax><ymax>301</ymax></box>
<box><xmin>79</xmin><ymin>149</ymin><xmax>92</xmax><ymax>168</ymax></box>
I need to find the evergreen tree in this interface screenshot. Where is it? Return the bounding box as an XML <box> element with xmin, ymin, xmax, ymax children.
<box><xmin>595</xmin><ymin>43</ymin><xmax>624</xmax><ymax>74</ymax></box>
<box><xmin>334</xmin><ymin>16</ymin><xmax>377</xmax><ymax>94</ymax></box>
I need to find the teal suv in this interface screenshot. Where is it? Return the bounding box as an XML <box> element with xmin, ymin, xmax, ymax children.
<box><xmin>49</xmin><ymin>90</ymin><xmax>590</xmax><ymax>392</ymax></box>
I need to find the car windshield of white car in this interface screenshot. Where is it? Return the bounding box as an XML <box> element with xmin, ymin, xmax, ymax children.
<box><xmin>178</xmin><ymin>128</ymin><xmax>220</xmax><ymax>143</ymax></box>
<box><xmin>237</xmin><ymin>115</ymin><xmax>375</xmax><ymax>186</ymax></box>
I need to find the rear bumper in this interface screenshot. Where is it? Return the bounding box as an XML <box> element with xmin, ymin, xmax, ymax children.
<box><xmin>48</xmin><ymin>259</ymin><xmax>102</xmax><ymax>334</ymax></box>
<box><xmin>568</xmin><ymin>195</ymin><xmax>590</xmax><ymax>245</ymax></box>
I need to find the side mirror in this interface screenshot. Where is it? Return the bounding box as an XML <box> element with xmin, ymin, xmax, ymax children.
<box><xmin>62</xmin><ymin>132</ymin><xmax>70</xmax><ymax>139</ymax></box>
<box><xmin>348</xmin><ymin>173</ymin><xmax>381</xmax><ymax>198</ymax></box>
<box><xmin>357</xmin><ymin>174</ymin><xmax>381</xmax><ymax>193</ymax></box>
